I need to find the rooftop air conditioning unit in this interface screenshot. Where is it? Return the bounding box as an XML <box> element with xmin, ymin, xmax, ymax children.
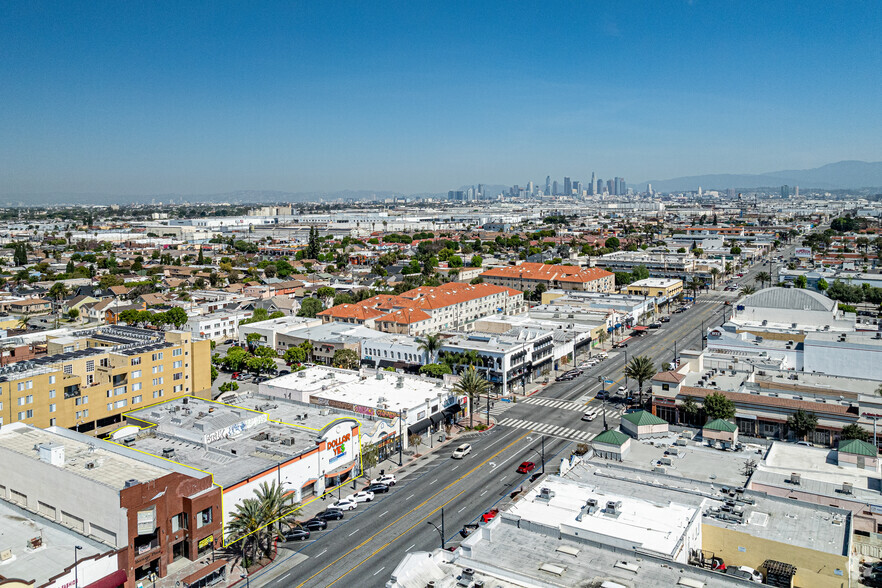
<box><xmin>841</xmin><ymin>482</ymin><xmax>853</xmax><ymax>495</ymax></box>
<box><xmin>790</xmin><ymin>472</ymin><xmax>801</xmax><ymax>485</ymax></box>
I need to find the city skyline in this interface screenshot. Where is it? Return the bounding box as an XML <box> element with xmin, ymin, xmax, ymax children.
<box><xmin>2</xmin><ymin>2</ymin><xmax>881</xmax><ymax>197</ymax></box>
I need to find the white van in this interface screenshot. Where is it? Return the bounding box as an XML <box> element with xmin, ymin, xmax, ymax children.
<box><xmin>452</xmin><ymin>443</ymin><xmax>472</xmax><ymax>459</ymax></box>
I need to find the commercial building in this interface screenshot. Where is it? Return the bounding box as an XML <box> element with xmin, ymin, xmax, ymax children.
<box><xmin>183</xmin><ymin>309</ymin><xmax>253</xmax><ymax>342</ymax></box>
<box><xmin>0</xmin><ymin>422</ymin><xmax>223</xmax><ymax>586</ymax></box>
<box><xmin>124</xmin><ymin>396</ymin><xmax>361</xmax><ymax>527</ymax></box>
<box><xmin>0</xmin><ymin>326</ymin><xmax>212</xmax><ymax>436</ymax></box>
<box><xmin>480</xmin><ymin>262</ymin><xmax>614</xmax><ymax>293</ymax></box>
<box><xmin>625</xmin><ymin>277</ymin><xmax>684</xmax><ymax>299</ymax></box>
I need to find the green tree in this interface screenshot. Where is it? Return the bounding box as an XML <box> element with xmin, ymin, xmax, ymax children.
<box><xmin>297</xmin><ymin>297</ymin><xmax>324</xmax><ymax>318</ymax></box>
<box><xmin>839</xmin><ymin>423</ymin><xmax>870</xmax><ymax>442</ymax></box>
<box><xmin>740</xmin><ymin>284</ymin><xmax>756</xmax><ymax>295</ymax></box>
<box><xmin>816</xmin><ymin>277</ymin><xmax>829</xmax><ymax>291</ymax></box>
<box><xmin>704</xmin><ymin>392</ymin><xmax>736</xmax><ymax>421</ymax></box>
<box><xmin>17</xmin><ymin>313</ymin><xmax>31</xmax><ymax>330</ymax></box>
<box><xmin>794</xmin><ymin>275</ymin><xmax>808</xmax><ymax>289</ymax></box>
<box><xmin>165</xmin><ymin>306</ymin><xmax>188</xmax><ymax>329</ymax></box>
<box><xmin>630</xmin><ymin>265</ymin><xmax>650</xmax><ymax>282</ymax></box>
<box><xmin>604</xmin><ymin>236</ymin><xmax>620</xmax><ymax>250</ymax></box>
<box><xmin>453</xmin><ymin>366</ymin><xmax>489</xmax><ymax>428</ymax></box>
<box><xmin>253</xmin><ymin>345</ymin><xmax>278</xmax><ymax>359</ymax></box>
<box><xmin>786</xmin><ymin>409</ymin><xmax>818</xmax><ymax>441</ymax></box>
<box><xmin>361</xmin><ymin>443</ymin><xmax>379</xmax><ymax>474</ymax></box>
<box><xmin>681</xmin><ymin>396</ymin><xmax>699</xmax><ymax>425</ymax></box>
<box><xmin>226</xmin><ymin>498</ymin><xmax>263</xmax><ymax>567</ymax></box>
<box><xmin>283</xmin><ymin>346</ymin><xmax>307</xmax><ymax>364</ymax></box>
<box><xmin>755</xmin><ymin>271</ymin><xmax>771</xmax><ymax>289</ymax></box>
<box><xmin>221</xmin><ymin>347</ymin><xmax>251</xmax><ymax>372</ymax></box>
<box><xmin>48</xmin><ymin>281</ymin><xmax>69</xmax><ymax>301</ymax></box>
<box><xmin>246</xmin><ymin>355</ymin><xmax>276</xmax><ymax>376</ymax></box>
<box><xmin>332</xmin><ymin>348</ymin><xmax>360</xmax><ymax>370</ymax></box>
<box><xmin>68</xmin><ymin>308</ymin><xmax>80</xmax><ymax>321</ymax></box>
<box><xmin>306</xmin><ymin>226</ymin><xmax>320</xmax><ymax>259</ymax></box>
<box><xmin>419</xmin><ymin>363</ymin><xmax>452</xmax><ymax>378</ymax></box>
<box><xmin>470</xmin><ymin>254</ymin><xmax>483</xmax><ymax>267</ymax></box>
<box><xmin>623</xmin><ymin>355</ymin><xmax>655</xmax><ymax>405</ymax></box>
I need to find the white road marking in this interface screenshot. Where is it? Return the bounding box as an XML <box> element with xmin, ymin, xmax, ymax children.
<box><xmin>316</xmin><ymin>549</ymin><xmax>327</xmax><ymax>557</ymax></box>
<box><xmin>348</xmin><ymin>529</ymin><xmax>359</xmax><ymax>536</ymax></box>
<box><xmin>458</xmin><ymin>506</ymin><xmax>467</xmax><ymax>512</ymax></box>
<box><xmin>405</xmin><ymin>543</ymin><xmax>416</xmax><ymax>551</ymax></box>
<box><xmin>373</xmin><ymin>567</ymin><xmax>385</xmax><ymax>576</ymax></box>
<box><xmin>406</xmin><ymin>493</ymin><xmax>415</xmax><ymax>500</ymax></box>
<box><xmin>380</xmin><ymin>510</ymin><xmax>389</xmax><ymax>517</ymax></box>
<box><xmin>431</xmin><ymin>478</ymin><xmax>438</xmax><ymax>484</ymax></box>
<box><xmin>451</xmin><ymin>465</ymin><xmax>459</xmax><ymax>470</ymax></box>
<box><xmin>480</xmin><ymin>490</ymin><xmax>488</xmax><ymax>496</ymax></box>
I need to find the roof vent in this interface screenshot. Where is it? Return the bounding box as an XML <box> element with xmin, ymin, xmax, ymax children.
<box><xmin>124</xmin><ymin>478</ymin><xmax>140</xmax><ymax>488</ymax></box>
<box><xmin>841</xmin><ymin>482</ymin><xmax>853</xmax><ymax>495</ymax></box>
<box><xmin>789</xmin><ymin>472</ymin><xmax>801</xmax><ymax>485</ymax></box>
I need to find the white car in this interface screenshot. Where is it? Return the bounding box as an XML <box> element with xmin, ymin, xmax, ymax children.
<box><xmin>371</xmin><ymin>474</ymin><xmax>397</xmax><ymax>486</ymax></box>
<box><xmin>332</xmin><ymin>497</ymin><xmax>358</xmax><ymax>511</ymax></box>
<box><xmin>452</xmin><ymin>443</ymin><xmax>472</xmax><ymax>459</ymax></box>
<box><xmin>346</xmin><ymin>491</ymin><xmax>375</xmax><ymax>503</ymax></box>
<box><xmin>617</xmin><ymin>386</ymin><xmax>627</xmax><ymax>394</ymax></box>
<box><xmin>581</xmin><ymin>412</ymin><xmax>597</xmax><ymax>422</ymax></box>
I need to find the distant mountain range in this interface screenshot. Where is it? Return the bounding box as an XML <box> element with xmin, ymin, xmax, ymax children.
<box><xmin>640</xmin><ymin>160</ymin><xmax>882</xmax><ymax>192</ymax></box>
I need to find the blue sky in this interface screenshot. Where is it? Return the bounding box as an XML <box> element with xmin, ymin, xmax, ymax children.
<box><xmin>1</xmin><ymin>1</ymin><xmax>880</xmax><ymax>195</ymax></box>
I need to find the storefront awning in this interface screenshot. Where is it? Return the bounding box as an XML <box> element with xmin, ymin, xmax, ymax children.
<box><xmin>407</xmin><ymin>418</ymin><xmax>432</xmax><ymax>436</ymax></box>
<box><xmin>443</xmin><ymin>403</ymin><xmax>462</xmax><ymax>416</ymax></box>
<box><xmin>325</xmin><ymin>462</ymin><xmax>355</xmax><ymax>479</ymax></box>
<box><xmin>300</xmin><ymin>478</ymin><xmax>318</xmax><ymax>488</ymax></box>
<box><xmin>182</xmin><ymin>559</ymin><xmax>226</xmax><ymax>587</ymax></box>
<box><xmin>735</xmin><ymin>412</ymin><xmax>757</xmax><ymax>420</ymax></box>
<box><xmin>430</xmin><ymin>412</ymin><xmax>444</xmax><ymax>425</ymax></box>
<box><xmin>85</xmin><ymin>569</ymin><xmax>128</xmax><ymax>588</ymax></box>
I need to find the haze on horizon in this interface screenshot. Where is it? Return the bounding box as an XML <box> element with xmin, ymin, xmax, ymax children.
<box><xmin>1</xmin><ymin>1</ymin><xmax>881</xmax><ymax>197</ymax></box>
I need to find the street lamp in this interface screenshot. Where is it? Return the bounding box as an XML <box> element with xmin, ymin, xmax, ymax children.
<box><xmin>426</xmin><ymin>398</ymin><xmax>434</xmax><ymax>449</ymax></box>
<box><xmin>74</xmin><ymin>545</ymin><xmax>83</xmax><ymax>588</ymax></box>
<box><xmin>241</xmin><ymin>573</ymin><xmax>251</xmax><ymax>588</ymax></box>
<box><xmin>425</xmin><ymin>508</ymin><xmax>446</xmax><ymax>549</ymax></box>
<box><xmin>398</xmin><ymin>408</ymin><xmax>407</xmax><ymax>466</ymax></box>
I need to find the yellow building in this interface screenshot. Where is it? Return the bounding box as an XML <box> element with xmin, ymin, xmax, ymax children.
<box><xmin>0</xmin><ymin>326</ymin><xmax>211</xmax><ymax>436</ymax></box>
<box><xmin>625</xmin><ymin>277</ymin><xmax>683</xmax><ymax>298</ymax></box>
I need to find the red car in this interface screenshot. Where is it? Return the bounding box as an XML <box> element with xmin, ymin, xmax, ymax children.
<box><xmin>481</xmin><ymin>509</ymin><xmax>499</xmax><ymax>523</ymax></box>
<box><xmin>516</xmin><ymin>461</ymin><xmax>536</xmax><ymax>474</ymax></box>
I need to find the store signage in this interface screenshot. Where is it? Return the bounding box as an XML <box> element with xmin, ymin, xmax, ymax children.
<box><xmin>198</xmin><ymin>535</ymin><xmax>214</xmax><ymax>549</ymax></box>
<box><xmin>794</xmin><ymin>247</ymin><xmax>812</xmax><ymax>258</ymax></box>
<box><xmin>327</xmin><ymin>433</ymin><xmax>350</xmax><ymax>464</ymax></box>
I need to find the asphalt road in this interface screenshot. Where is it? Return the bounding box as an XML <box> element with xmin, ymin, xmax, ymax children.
<box><xmin>249</xmin><ymin>250</ymin><xmax>794</xmax><ymax>587</ymax></box>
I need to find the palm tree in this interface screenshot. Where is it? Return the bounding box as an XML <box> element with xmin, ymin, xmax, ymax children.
<box><xmin>453</xmin><ymin>366</ymin><xmax>490</xmax><ymax>428</ymax></box>
<box><xmin>416</xmin><ymin>333</ymin><xmax>442</xmax><ymax>364</ymax></box>
<box><xmin>226</xmin><ymin>497</ymin><xmax>264</xmax><ymax>568</ymax></box>
<box><xmin>755</xmin><ymin>271</ymin><xmax>771</xmax><ymax>289</ymax></box>
<box><xmin>624</xmin><ymin>355</ymin><xmax>656</xmax><ymax>406</ymax></box>
<box><xmin>740</xmin><ymin>284</ymin><xmax>756</xmax><ymax>296</ymax></box>
<box><xmin>48</xmin><ymin>281</ymin><xmax>68</xmax><ymax>302</ymax></box>
<box><xmin>709</xmin><ymin>267</ymin><xmax>720</xmax><ymax>289</ymax></box>
<box><xmin>17</xmin><ymin>313</ymin><xmax>31</xmax><ymax>331</ymax></box>
<box><xmin>254</xmin><ymin>480</ymin><xmax>300</xmax><ymax>544</ymax></box>
<box><xmin>687</xmin><ymin>277</ymin><xmax>704</xmax><ymax>301</ymax></box>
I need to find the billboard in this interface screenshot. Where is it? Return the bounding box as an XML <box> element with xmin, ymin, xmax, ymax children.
<box><xmin>794</xmin><ymin>247</ymin><xmax>812</xmax><ymax>258</ymax></box>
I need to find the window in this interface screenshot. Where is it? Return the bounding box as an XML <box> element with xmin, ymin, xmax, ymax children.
<box><xmin>131</xmin><ymin>370</ymin><xmax>142</xmax><ymax>379</ymax></box>
<box><xmin>152</xmin><ymin>377</ymin><xmax>163</xmax><ymax>386</ymax></box>
<box><xmin>107</xmin><ymin>403</ymin><xmax>113</xmax><ymax>411</ymax></box>
<box><xmin>114</xmin><ymin>399</ymin><xmax>127</xmax><ymax>409</ymax></box>
<box><xmin>153</xmin><ymin>390</ymin><xmax>164</xmax><ymax>399</ymax></box>
<box><xmin>132</xmin><ymin>382</ymin><xmax>142</xmax><ymax>392</ymax></box>
<box><xmin>17</xmin><ymin>381</ymin><xmax>32</xmax><ymax>392</ymax></box>
<box><xmin>131</xmin><ymin>357</ymin><xmax>141</xmax><ymax>366</ymax></box>
<box><xmin>49</xmin><ymin>389</ymin><xmax>56</xmax><ymax>399</ymax></box>
<box><xmin>49</xmin><ymin>404</ymin><xmax>56</xmax><ymax>413</ymax></box>
<box><xmin>173</xmin><ymin>384</ymin><xmax>183</xmax><ymax>393</ymax></box>
<box><xmin>173</xmin><ymin>360</ymin><xmax>182</xmax><ymax>369</ymax></box>
<box><xmin>132</xmin><ymin>395</ymin><xmax>142</xmax><ymax>404</ymax></box>
<box><xmin>76</xmin><ymin>396</ymin><xmax>88</xmax><ymax>405</ymax></box>
<box><xmin>85</xmin><ymin>360</ymin><xmax>94</xmax><ymax>372</ymax></box>
<box><xmin>63</xmin><ymin>365</ymin><xmax>73</xmax><ymax>375</ymax></box>
<box><xmin>196</xmin><ymin>507</ymin><xmax>212</xmax><ymax>528</ymax></box>
<box><xmin>171</xmin><ymin>512</ymin><xmax>188</xmax><ymax>532</ymax></box>
<box><xmin>173</xmin><ymin>372</ymin><xmax>183</xmax><ymax>381</ymax></box>
<box><xmin>17</xmin><ymin>397</ymin><xmax>25</xmax><ymax>406</ymax></box>
<box><xmin>152</xmin><ymin>365</ymin><xmax>163</xmax><ymax>374</ymax></box>
<box><xmin>113</xmin><ymin>386</ymin><xmax>126</xmax><ymax>396</ymax></box>
<box><xmin>18</xmin><ymin>411</ymin><xmax>26</xmax><ymax>420</ymax></box>
<box><xmin>49</xmin><ymin>375</ymin><xmax>56</xmax><ymax>384</ymax></box>
<box><xmin>173</xmin><ymin>348</ymin><xmax>182</xmax><ymax>357</ymax></box>
<box><xmin>152</xmin><ymin>352</ymin><xmax>164</xmax><ymax>361</ymax></box>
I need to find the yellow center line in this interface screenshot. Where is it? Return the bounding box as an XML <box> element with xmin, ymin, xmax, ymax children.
<box><xmin>292</xmin><ymin>431</ymin><xmax>530</xmax><ymax>588</ymax></box>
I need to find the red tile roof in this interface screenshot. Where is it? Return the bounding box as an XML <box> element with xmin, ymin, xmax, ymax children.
<box><xmin>480</xmin><ymin>262</ymin><xmax>612</xmax><ymax>283</ymax></box>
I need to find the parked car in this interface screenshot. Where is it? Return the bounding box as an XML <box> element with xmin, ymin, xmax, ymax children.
<box><xmin>365</xmin><ymin>483</ymin><xmax>390</xmax><ymax>494</ymax></box>
<box><xmin>452</xmin><ymin>443</ymin><xmax>472</xmax><ymax>459</ymax></box>
<box><xmin>332</xmin><ymin>497</ymin><xmax>358</xmax><ymax>511</ymax></box>
<box><xmin>316</xmin><ymin>508</ymin><xmax>344</xmax><ymax>521</ymax></box>
<box><xmin>302</xmin><ymin>518</ymin><xmax>327</xmax><ymax>531</ymax></box>
<box><xmin>481</xmin><ymin>509</ymin><xmax>499</xmax><ymax>523</ymax></box>
<box><xmin>613</xmin><ymin>342</ymin><xmax>628</xmax><ymax>348</ymax></box>
<box><xmin>726</xmin><ymin>566</ymin><xmax>763</xmax><ymax>583</ymax></box>
<box><xmin>517</xmin><ymin>461</ymin><xmax>536</xmax><ymax>474</ymax></box>
<box><xmin>660</xmin><ymin>316</ymin><xmax>671</xmax><ymax>322</ymax></box>
<box><xmin>648</xmin><ymin>322</ymin><xmax>662</xmax><ymax>329</ymax></box>
<box><xmin>371</xmin><ymin>474</ymin><xmax>397</xmax><ymax>486</ymax></box>
<box><xmin>347</xmin><ymin>490</ymin><xmax>375</xmax><ymax>503</ymax></box>
<box><xmin>555</xmin><ymin>375</ymin><xmax>574</xmax><ymax>382</ymax></box>
<box><xmin>281</xmin><ymin>528</ymin><xmax>310</xmax><ymax>541</ymax></box>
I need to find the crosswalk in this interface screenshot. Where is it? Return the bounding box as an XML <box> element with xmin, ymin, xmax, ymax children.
<box><xmin>496</xmin><ymin>418</ymin><xmax>595</xmax><ymax>441</ymax></box>
<box><xmin>520</xmin><ymin>397</ymin><xmax>586</xmax><ymax>411</ymax></box>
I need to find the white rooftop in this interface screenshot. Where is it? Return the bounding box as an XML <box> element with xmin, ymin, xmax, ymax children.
<box><xmin>507</xmin><ymin>476</ymin><xmax>698</xmax><ymax>559</ymax></box>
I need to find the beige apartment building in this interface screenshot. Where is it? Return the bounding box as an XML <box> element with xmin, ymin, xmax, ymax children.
<box><xmin>481</xmin><ymin>262</ymin><xmax>614</xmax><ymax>293</ymax></box>
<box><xmin>0</xmin><ymin>326</ymin><xmax>211</xmax><ymax>436</ymax></box>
